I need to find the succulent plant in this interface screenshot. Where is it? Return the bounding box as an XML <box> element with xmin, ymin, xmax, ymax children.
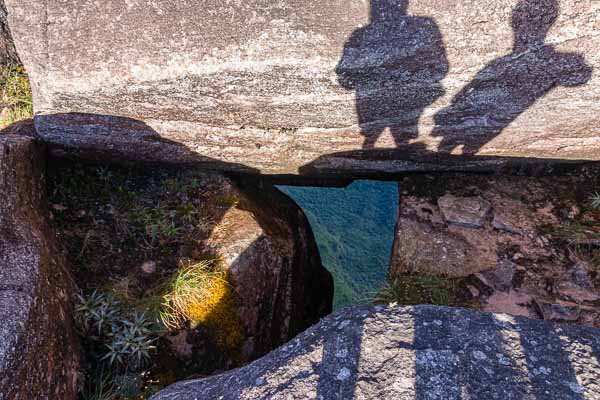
<box><xmin>75</xmin><ymin>291</ymin><xmax>157</xmax><ymax>372</ymax></box>
<box><xmin>103</xmin><ymin>324</ymin><xmax>156</xmax><ymax>370</ymax></box>
<box><xmin>589</xmin><ymin>191</ymin><xmax>600</xmax><ymax>210</ymax></box>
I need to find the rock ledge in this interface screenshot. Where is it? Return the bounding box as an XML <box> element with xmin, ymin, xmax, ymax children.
<box><xmin>151</xmin><ymin>304</ymin><xmax>600</xmax><ymax>399</ymax></box>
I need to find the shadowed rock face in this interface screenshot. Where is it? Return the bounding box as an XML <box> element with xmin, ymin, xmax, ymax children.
<box><xmin>150</xmin><ymin>304</ymin><xmax>600</xmax><ymax>400</ymax></box>
<box><xmin>5</xmin><ymin>0</ymin><xmax>599</xmax><ymax>177</ymax></box>
<box><xmin>202</xmin><ymin>175</ymin><xmax>334</xmax><ymax>359</ymax></box>
<box><xmin>0</xmin><ymin>133</ymin><xmax>79</xmax><ymax>400</ymax></box>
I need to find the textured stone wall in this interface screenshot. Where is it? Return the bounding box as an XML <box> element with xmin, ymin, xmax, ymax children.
<box><xmin>0</xmin><ymin>1</ymin><xmax>18</xmax><ymax>65</ymax></box>
<box><xmin>0</xmin><ymin>131</ymin><xmax>79</xmax><ymax>400</ymax></box>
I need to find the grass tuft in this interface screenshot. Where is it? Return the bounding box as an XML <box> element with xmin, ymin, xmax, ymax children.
<box><xmin>0</xmin><ymin>64</ymin><xmax>32</xmax><ymax>129</ymax></box>
<box><xmin>80</xmin><ymin>365</ymin><xmax>116</xmax><ymax>400</ymax></box>
<box><xmin>374</xmin><ymin>275</ymin><xmax>457</xmax><ymax>306</ymax></box>
<box><xmin>158</xmin><ymin>260</ymin><xmax>244</xmax><ymax>353</ymax></box>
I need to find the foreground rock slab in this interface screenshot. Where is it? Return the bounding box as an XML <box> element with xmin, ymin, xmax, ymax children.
<box><xmin>151</xmin><ymin>304</ymin><xmax>600</xmax><ymax>399</ymax></box>
<box><xmin>6</xmin><ymin>0</ymin><xmax>600</xmax><ymax>176</ymax></box>
<box><xmin>0</xmin><ymin>134</ymin><xmax>79</xmax><ymax>399</ymax></box>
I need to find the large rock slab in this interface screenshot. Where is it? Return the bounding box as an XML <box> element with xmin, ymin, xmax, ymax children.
<box><xmin>0</xmin><ymin>134</ymin><xmax>79</xmax><ymax>399</ymax></box>
<box><xmin>6</xmin><ymin>0</ymin><xmax>600</xmax><ymax>176</ymax></box>
<box><xmin>151</xmin><ymin>304</ymin><xmax>600</xmax><ymax>399</ymax></box>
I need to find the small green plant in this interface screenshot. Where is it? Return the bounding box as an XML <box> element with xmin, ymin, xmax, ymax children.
<box><xmin>0</xmin><ymin>64</ymin><xmax>32</xmax><ymax>129</ymax></box>
<box><xmin>80</xmin><ymin>365</ymin><xmax>117</xmax><ymax>400</ymax></box>
<box><xmin>96</xmin><ymin>166</ymin><xmax>114</xmax><ymax>182</ymax></box>
<box><xmin>74</xmin><ymin>291</ymin><xmax>157</xmax><ymax>372</ymax></box>
<box><xmin>75</xmin><ymin>290</ymin><xmax>112</xmax><ymax>333</ymax></box>
<box><xmin>589</xmin><ymin>191</ymin><xmax>600</xmax><ymax>210</ymax></box>
<box><xmin>374</xmin><ymin>275</ymin><xmax>457</xmax><ymax>306</ymax></box>
<box><xmin>102</xmin><ymin>322</ymin><xmax>155</xmax><ymax>370</ymax></box>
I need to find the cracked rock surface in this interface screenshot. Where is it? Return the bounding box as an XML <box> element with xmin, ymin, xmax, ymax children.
<box><xmin>151</xmin><ymin>304</ymin><xmax>600</xmax><ymax>400</ymax></box>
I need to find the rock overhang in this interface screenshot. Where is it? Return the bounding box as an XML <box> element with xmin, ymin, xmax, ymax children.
<box><xmin>4</xmin><ymin>0</ymin><xmax>599</xmax><ymax>178</ymax></box>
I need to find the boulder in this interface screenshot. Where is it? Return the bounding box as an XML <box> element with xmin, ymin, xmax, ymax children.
<box><xmin>554</xmin><ymin>264</ymin><xmax>600</xmax><ymax>303</ymax></box>
<box><xmin>534</xmin><ymin>300</ymin><xmax>581</xmax><ymax>322</ymax></box>
<box><xmin>438</xmin><ymin>194</ymin><xmax>491</xmax><ymax>228</ymax></box>
<box><xmin>0</xmin><ymin>134</ymin><xmax>79</xmax><ymax>399</ymax></box>
<box><xmin>474</xmin><ymin>260</ymin><xmax>517</xmax><ymax>293</ymax></box>
<box><xmin>5</xmin><ymin>0</ymin><xmax>599</xmax><ymax>177</ymax></box>
<box><xmin>150</xmin><ymin>304</ymin><xmax>600</xmax><ymax>399</ymax></box>
<box><xmin>390</xmin><ymin>191</ymin><xmax>498</xmax><ymax>277</ymax></box>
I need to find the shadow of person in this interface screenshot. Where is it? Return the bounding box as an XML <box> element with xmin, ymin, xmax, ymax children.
<box><xmin>336</xmin><ymin>0</ymin><xmax>448</xmax><ymax>150</ymax></box>
<box><xmin>432</xmin><ymin>0</ymin><xmax>592</xmax><ymax>154</ymax></box>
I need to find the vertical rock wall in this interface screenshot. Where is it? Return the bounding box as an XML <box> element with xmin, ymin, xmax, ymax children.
<box><xmin>0</xmin><ymin>132</ymin><xmax>79</xmax><ymax>400</ymax></box>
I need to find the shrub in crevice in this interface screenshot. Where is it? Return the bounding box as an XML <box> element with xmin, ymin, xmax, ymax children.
<box><xmin>157</xmin><ymin>260</ymin><xmax>244</xmax><ymax>354</ymax></box>
<box><xmin>74</xmin><ymin>291</ymin><xmax>158</xmax><ymax>398</ymax></box>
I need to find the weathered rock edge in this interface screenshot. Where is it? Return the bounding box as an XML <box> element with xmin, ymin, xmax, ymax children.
<box><xmin>6</xmin><ymin>0</ymin><xmax>600</xmax><ymax>177</ymax></box>
<box><xmin>151</xmin><ymin>304</ymin><xmax>600</xmax><ymax>400</ymax></box>
<box><xmin>234</xmin><ymin>177</ymin><xmax>334</xmax><ymax>356</ymax></box>
<box><xmin>0</xmin><ymin>134</ymin><xmax>79</xmax><ymax>400</ymax></box>
<box><xmin>207</xmin><ymin>175</ymin><xmax>334</xmax><ymax>359</ymax></box>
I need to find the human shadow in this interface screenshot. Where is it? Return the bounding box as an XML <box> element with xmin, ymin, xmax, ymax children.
<box><xmin>336</xmin><ymin>0</ymin><xmax>448</xmax><ymax>149</ymax></box>
<box><xmin>149</xmin><ymin>304</ymin><xmax>600</xmax><ymax>399</ymax></box>
<box><xmin>432</xmin><ymin>0</ymin><xmax>592</xmax><ymax>154</ymax></box>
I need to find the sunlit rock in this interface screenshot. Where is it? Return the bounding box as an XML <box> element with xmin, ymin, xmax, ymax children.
<box><xmin>5</xmin><ymin>0</ymin><xmax>599</xmax><ymax>177</ymax></box>
<box><xmin>150</xmin><ymin>305</ymin><xmax>600</xmax><ymax>399</ymax></box>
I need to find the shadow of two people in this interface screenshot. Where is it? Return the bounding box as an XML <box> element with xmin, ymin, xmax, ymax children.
<box><xmin>336</xmin><ymin>0</ymin><xmax>592</xmax><ymax>153</ymax></box>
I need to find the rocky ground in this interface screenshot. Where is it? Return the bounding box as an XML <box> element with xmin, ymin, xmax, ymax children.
<box><xmin>391</xmin><ymin>169</ymin><xmax>600</xmax><ymax>327</ymax></box>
